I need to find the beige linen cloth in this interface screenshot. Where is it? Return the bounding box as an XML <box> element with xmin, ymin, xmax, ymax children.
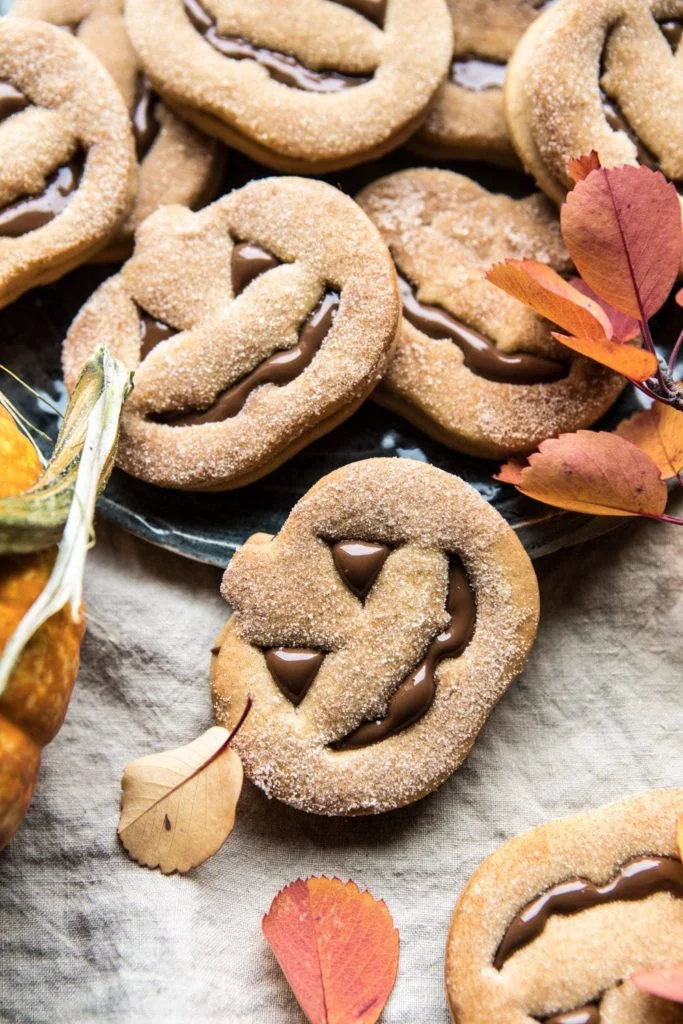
<box><xmin>0</xmin><ymin>509</ymin><xmax>681</xmax><ymax>1023</ymax></box>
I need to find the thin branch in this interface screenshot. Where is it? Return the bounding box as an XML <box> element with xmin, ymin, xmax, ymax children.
<box><xmin>668</xmin><ymin>327</ymin><xmax>683</xmax><ymax>375</ymax></box>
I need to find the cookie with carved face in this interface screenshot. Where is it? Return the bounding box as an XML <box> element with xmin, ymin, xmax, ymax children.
<box><xmin>0</xmin><ymin>17</ymin><xmax>136</xmax><ymax>308</ymax></box>
<box><xmin>505</xmin><ymin>0</ymin><xmax>683</xmax><ymax>204</ymax></box>
<box><xmin>62</xmin><ymin>177</ymin><xmax>400</xmax><ymax>490</ymax></box>
<box><xmin>411</xmin><ymin>0</ymin><xmax>556</xmax><ymax>166</ymax></box>
<box><xmin>123</xmin><ymin>0</ymin><xmax>452</xmax><ymax>173</ymax></box>
<box><xmin>357</xmin><ymin>168</ymin><xmax>626</xmax><ymax>459</ymax></box>
<box><xmin>446</xmin><ymin>788</ymin><xmax>683</xmax><ymax>1024</ymax></box>
<box><xmin>12</xmin><ymin>0</ymin><xmax>223</xmax><ymax>261</ymax></box>
<box><xmin>211</xmin><ymin>458</ymin><xmax>539</xmax><ymax>816</ymax></box>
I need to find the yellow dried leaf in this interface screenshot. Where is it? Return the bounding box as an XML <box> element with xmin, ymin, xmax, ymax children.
<box><xmin>118</xmin><ymin>725</ymin><xmax>243</xmax><ymax>874</ymax></box>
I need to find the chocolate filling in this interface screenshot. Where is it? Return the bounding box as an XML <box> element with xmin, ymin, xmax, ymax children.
<box><xmin>660</xmin><ymin>18</ymin><xmax>683</xmax><ymax>51</ymax></box>
<box><xmin>0</xmin><ymin>155</ymin><xmax>83</xmax><ymax>238</ymax></box>
<box><xmin>544</xmin><ymin>1008</ymin><xmax>599</xmax><ymax>1024</ymax></box>
<box><xmin>265</xmin><ymin>648</ymin><xmax>325</xmax><ymax>705</ymax></box>
<box><xmin>335</xmin><ymin>556</ymin><xmax>476</xmax><ymax>750</ymax></box>
<box><xmin>133</xmin><ymin>75</ymin><xmax>161</xmax><ymax>161</ymax></box>
<box><xmin>331</xmin><ymin>0</ymin><xmax>386</xmax><ymax>27</ymax></box>
<box><xmin>494</xmin><ymin>855</ymin><xmax>683</xmax><ymax>970</ymax></box>
<box><xmin>0</xmin><ymin>82</ymin><xmax>30</xmax><ymax>122</ymax></box>
<box><xmin>399</xmin><ymin>274</ymin><xmax>567</xmax><ymax>385</ymax></box>
<box><xmin>331</xmin><ymin>540</ymin><xmax>391</xmax><ymax>599</ymax></box>
<box><xmin>450</xmin><ymin>57</ymin><xmax>506</xmax><ymax>92</ymax></box>
<box><xmin>183</xmin><ymin>0</ymin><xmax>371</xmax><ymax>92</ymax></box>
<box><xmin>156</xmin><ymin>288</ymin><xmax>339</xmax><ymax>425</ymax></box>
<box><xmin>139</xmin><ymin>311</ymin><xmax>177</xmax><ymax>359</ymax></box>
<box><xmin>231</xmin><ymin>240</ymin><xmax>280</xmax><ymax>296</ymax></box>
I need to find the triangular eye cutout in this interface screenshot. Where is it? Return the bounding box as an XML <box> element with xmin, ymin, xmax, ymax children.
<box><xmin>264</xmin><ymin>648</ymin><xmax>324</xmax><ymax>705</ymax></box>
<box><xmin>231</xmin><ymin>241</ymin><xmax>281</xmax><ymax>296</ymax></box>
<box><xmin>331</xmin><ymin>540</ymin><xmax>391</xmax><ymax>600</ymax></box>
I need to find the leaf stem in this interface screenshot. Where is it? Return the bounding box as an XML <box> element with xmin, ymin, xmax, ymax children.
<box><xmin>668</xmin><ymin>327</ymin><xmax>683</xmax><ymax>375</ymax></box>
<box><xmin>226</xmin><ymin>695</ymin><xmax>253</xmax><ymax>747</ymax></box>
<box><xmin>639</xmin><ymin>318</ymin><xmax>671</xmax><ymax>398</ymax></box>
<box><xmin>654</xmin><ymin>512</ymin><xmax>683</xmax><ymax>525</ymax></box>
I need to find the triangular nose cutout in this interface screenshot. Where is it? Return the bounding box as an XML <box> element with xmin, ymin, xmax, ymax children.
<box><xmin>264</xmin><ymin>648</ymin><xmax>324</xmax><ymax>705</ymax></box>
<box><xmin>331</xmin><ymin>540</ymin><xmax>391</xmax><ymax>599</ymax></box>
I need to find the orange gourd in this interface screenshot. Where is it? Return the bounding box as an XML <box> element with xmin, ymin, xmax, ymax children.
<box><xmin>0</xmin><ymin>405</ymin><xmax>85</xmax><ymax>849</ymax></box>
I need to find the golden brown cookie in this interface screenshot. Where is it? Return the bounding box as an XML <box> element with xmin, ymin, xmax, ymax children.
<box><xmin>357</xmin><ymin>168</ymin><xmax>626</xmax><ymax>459</ymax></box>
<box><xmin>505</xmin><ymin>0</ymin><xmax>683</xmax><ymax>204</ymax></box>
<box><xmin>123</xmin><ymin>0</ymin><xmax>453</xmax><ymax>173</ymax></box>
<box><xmin>0</xmin><ymin>16</ymin><xmax>136</xmax><ymax>308</ymax></box>
<box><xmin>62</xmin><ymin>177</ymin><xmax>400</xmax><ymax>491</ymax></box>
<box><xmin>211</xmin><ymin>457</ymin><xmax>539</xmax><ymax>816</ymax></box>
<box><xmin>446</xmin><ymin>788</ymin><xmax>683</xmax><ymax>1024</ymax></box>
<box><xmin>411</xmin><ymin>0</ymin><xmax>556</xmax><ymax>166</ymax></box>
<box><xmin>12</xmin><ymin>0</ymin><xmax>224</xmax><ymax>261</ymax></box>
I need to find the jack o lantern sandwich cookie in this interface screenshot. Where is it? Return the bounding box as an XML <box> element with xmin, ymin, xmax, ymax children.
<box><xmin>211</xmin><ymin>458</ymin><xmax>540</xmax><ymax>816</ymax></box>
<box><xmin>357</xmin><ymin>168</ymin><xmax>626</xmax><ymax>459</ymax></box>
<box><xmin>412</xmin><ymin>0</ymin><xmax>558</xmax><ymax>166</ymax></box>
<box><xmin>12</xmin><ymin>0</ymin><xmax>223</xmax><ymax>261</ymax></box>
<box><xmin>123</xmin><ymin>0</ymin><xmax>453</xmax><ymax>173</ymax></box>
<box><xmin>0</xmin><ymin>17</ymin><xmax>136</xmax><ymax>309</ymax></box>
<box><xmin>62</xmin><ymin>177</ymin><xmax>401</xmax><ymax>491</ymax></box>
<box><xmin>505</xmin><ymin>0</ymin><xmax>683</xmax><ymax>205</ymax></box>
<box><xmin>446</xmin><ymin>788</ymin><xmax>683</xmax><ymax>1024</ymax></box>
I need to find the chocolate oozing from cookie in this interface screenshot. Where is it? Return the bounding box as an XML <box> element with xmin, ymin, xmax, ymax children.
<box><xmin>544</xmin><ymin>1007</ymin><xmax>599</xmax><ymax>1024</ymax></box>
<box><xmin>132</xmin><ymin>75</ymin><xmax>161</xmax><ymax>161</ymax></box>
<box><xmin>183</xmin><ymin>0</ymin><xmax>371</xmax><ymax>93</ymax></box>
<box><xmin>450</xmin><ymin>58</ymin><xmax>507</xmax><ymax>92</ymax></box>
<box><xmin>331</xmin><ymin>540</ymin><xmax>391</xmax><ymax>599</ymax></box>
<box><xmin>0</xmin><ymin>155</ymin><xmax>83</xmax><ymax>238</ymax></box>
<box><xmin>659</xmin><ymin>18</ymin><xmax>683</xmax><ymax>51</ymax></box>
<box><xmin>265</xmin><ymin>648</ymin><xmax>325</xmax><ymax>705</ymax></box>
<box><xmin>494</xmin><ymin>855</ymin><xmax>683</xmax><ymax>970</ymax></box>
<box><xmin>231</xmin><ymin>240</ymin><xmax>280</xmax><ymax>296</ymax></box>
<box><xmin>139</xmin><ymin>310</ymin><xmax>177</xmax><ymax>359</ymax></box>
<box><xmin>335</xmin><ymin>556</ymin><xmax>476</xmax><ymax>750</ymax></box>
<box><xmin>156</xmin><ymin>288</ymin><xmax>340</xmax><ymax>426</ymax></box>
<box><xmin>398</xmin><ymin>274</ymin><xmax>567</xmax><ymax>385</ymax></box>
<box><xmin>331</xmin><ymin>0</ymin><xmax>386</xmax><ymax>28</ymax></box>
<box><xmin>0</xmin><ymin>82</ymin><xmax>30</xmax><ymax>122</ymax></box>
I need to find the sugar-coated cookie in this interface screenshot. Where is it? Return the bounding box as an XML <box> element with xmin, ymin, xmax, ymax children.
<box><xmin>123</xmin><ymin>0</ymin><xmax>453</xmax><ymax>173</ymax></box>
<box><xmin>412</xmin><ymin>0</ymin><xmax>556</xmax><ymax>166</ymax></box>
<box><xmin>62</xmin><ymin>177</ymin><xmax>400</xmax><ymax>491</ymax></box>
<box><xmin>446</xmin><ymin>788</ymin><xmax>683</xmax><ymax>1024</ymax></box>
<box><xmin>357</xmin><ymin>168</ymin><xmax>626</xmax><ymax>459</ymax></box>
<box><xmin>0</xmin><ymin>17</ymin><xmax>136</xmax><ymax>308</ymax></box>
<box><xmin>12</xmin><ymin>0</ymin><xmax>223</xmax><ymax>261</ymax></box>
<box><xmin>211</xmin><ymin>458</ymin><xmax>539</xmax><ymax>816</ymax></box>
<box><xmin>505</xmin><ymin>0</ymin><xmax>683</xmax><ymax>204</ymax></box>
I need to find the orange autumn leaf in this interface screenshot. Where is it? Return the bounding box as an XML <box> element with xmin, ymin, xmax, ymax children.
<box><xmin>486</xmin><ymin>260</ymin><xmax>613</xmax><ymax>340</ymax></box>
<box><xmin>570</xmin><ymin>277</ymin><xmax>639</xmax><ymax>342</ymax></box>
<box><xmin>263</xmin><ymin>877</ymin><xmax>399</xmax><ymax>1024</ymax></box>
<box><xmin>561</xmin><ymin>165</ymin><xmax>683</xmax><ymax>321</ymax></box>
<box><xmin>631</xmin><ymin>966</ymin><xmax>683</xmax><ymax>1003</ymax></box>
<box><xmin>551</xmin><ymin>332</ymin><xmax>657</xmax><ymax>381</ymax></box>
<box><xmin>568</xmin><ymin>150</ymin><xmax>601</xmax><ymax>184</ymax></box>
<box><xmin>616</xmin><ymin>402</ymin><xmax>683</xmax><ymax>480</ymax></box>
<box><xmin>495</xmin><ymin>430</ymin><xmax>667</xmax><ymax>517</ymax></box>
<box><xmin>676</xmin><ymin>288</ymin><xmax>683</xmax><ymax>307</ymax></box>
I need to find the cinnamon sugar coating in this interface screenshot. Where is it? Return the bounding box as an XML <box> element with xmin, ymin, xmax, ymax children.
<box><xmin>357</xmin><ymin>169</ymin><xmax>626</xmax><ymax>458</ymax></box>
<box><xmin>12</xmin><ymin>0</ymin><xmax>223</xmax><ymax>260</ymax></box>
<box><xmin>211</xmin><ymin>458</ymin><xmax>539</xmax><ymax>816</ymax></box>
<box><xmin>0</xmin><ymin>17</ymin><xmax>136</xmax><ymax>308</ymax></box>
<box><xmin>446</xmin><ymin>788</ymin><xmax>683</xmax><ymax>1023</ymax></box>
<box><xmin>62</xmin><ymin>177</ymin><xmax>401</xmax><ymax>491</ymax></box>
<box><xmin>505</xmin><ymin>0</ymin><xmax>683</xmax><ymax>203</ymax></box>
<box><xmin>124</xmin><ymin>0</ymin><xmax>453</xmax><ymax>172</ymax></box>
<box><xmin>412</xmin><ymin>0</ymin><xmax>542</xmax><ymax>166</ymax></box>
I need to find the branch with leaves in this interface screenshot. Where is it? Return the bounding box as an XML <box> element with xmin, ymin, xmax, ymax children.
<box><xmin>488</xmin><ymin>154</ymin><xmax>683</xmax><ymax>524</ymax></box>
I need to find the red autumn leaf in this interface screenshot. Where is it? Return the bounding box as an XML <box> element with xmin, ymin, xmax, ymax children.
<box><xmin>263</xmin><ymin>877</ymin><xmax>399</xmax><ymax>1024</ymax></box>
<box><xmin>550</xmin><ymin>332</ymin><xmax>657</xmax><ymax>381</ymax></box>
<box><xmin>561</xmin><ymin>165</ymin><xmax>683</xmax><ymax>321</ymax></box>
<box><xmin>570</xmin><ymin>277</ymin><xmax>640</xmax><ymax>342</ymax></box>
<box><xmin>486</xmin><ymin>260</ymin><xmax>613</xmax><ymax>340</ymax></box>
<box><xmin>568</xmin><ymin>150</ymin><xmax>602</xmax><ymax>184</ymax></box>
<box><xmin>495</xmin><ymin>430</ymin><xmax>667</xmax><ymax>517</ymax></box>
<box><xmin>631</xmin><ymin>965</ymin><xmax>683</xmax><ymax>1003</ymax></box>
<box><xmin>676</xmin><ymin>288</ymin><xmax>683</xmax><ymax>308</ymax></box>
<box><xmin>616</xmin><ymin>402</ymin><xmax>683</xmax><ymax>480</ymax></box>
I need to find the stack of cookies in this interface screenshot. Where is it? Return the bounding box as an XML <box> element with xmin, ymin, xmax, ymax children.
<box><xmin>1</xmin><ymin>4</ymin><xmax>681</xmax><ymax>1014</ymax></box>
